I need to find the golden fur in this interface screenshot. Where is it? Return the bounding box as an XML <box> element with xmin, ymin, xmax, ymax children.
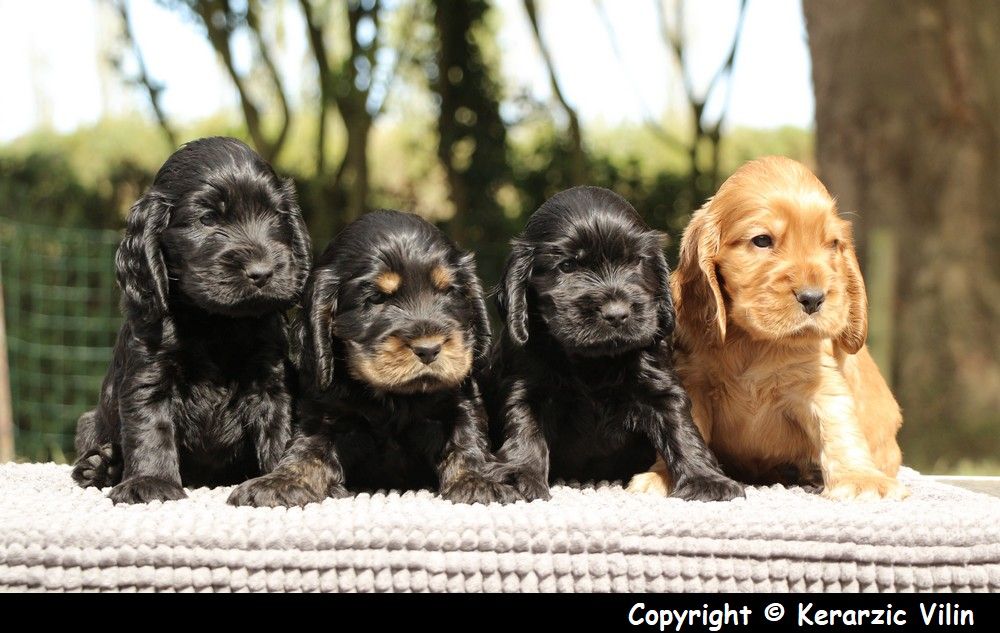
<box><xmin>431</xmin><ymin>264</ymin><xmax>454</xmax><ymax>291</ymax></box>
<box><xmin>628</xmin><ymin>156</ymin><xmax>905</xmax><ymax>500</ymax></box>
<box><xmin>375</xmin><ymin>271</ymin><xmax>402</xmax><ymax>295</ymax></box>
<box><xmin>347</xmin><ymin>332</ymin><xmax>473</xmax><ymax>394</ymax></box>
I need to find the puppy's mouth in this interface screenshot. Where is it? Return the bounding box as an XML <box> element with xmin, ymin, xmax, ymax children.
<box><xmin>740</xmin><ymin>301</ymin><xmax>845</xmax><ymax>343</ymax></box>
<box><xmin>346</xmin><ymin>333</ymin><xmax>473</xmax><ymax>394</ymax></box>
<box><xmin>546</xmin><ymin>308</ymin><xmax>658</xmax><ymax>357</ymax></box>
<box><xmin>175</xmin><ymin>270</ymin><xmax>298</xmax><ymax>317</ymax></box>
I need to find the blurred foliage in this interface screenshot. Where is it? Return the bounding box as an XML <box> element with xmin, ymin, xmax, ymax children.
<box><xmin>0</xmin><ymin>153</ymin><xmax>106</xmax><ymax>228</ymax></box>
<box><xmin>933</xmin><ymin>458</ymin><xmax>1000</xmax><ymax>477</ymax></box>
<box><xmin>0</xmin><ymin>116</ymin><xmax>813</xmax><ymax>284</ymax></box>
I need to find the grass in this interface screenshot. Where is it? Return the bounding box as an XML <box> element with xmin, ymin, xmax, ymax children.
<box><xmin>926</xmin><ymin>458</ymin><xmax>1000</xmax><ymax>477</ymax></box>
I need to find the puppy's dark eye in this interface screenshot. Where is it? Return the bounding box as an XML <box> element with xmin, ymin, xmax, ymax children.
<box><xmin>558</xmin><ymin>259</ymin><xmax>579</xmax><ymax>273</ymax></box>
<box><xmin>366</xmin><ymin>293</ymin><xmax>388</xmax><ymax>306</ymax></box>
<box><xmin>200</xmin><ymin>212</ymin><xmax>219</xmax><ymax>227</ymax></box>
<box><xmin>831</xmin><ymin>239</ymin><xmax>840</xmax><ymax>249</ymax></box>
<box><xmin>751</xmin><ymin>235</ymin><xmax>773</xmax><ymax>248</ymax></box>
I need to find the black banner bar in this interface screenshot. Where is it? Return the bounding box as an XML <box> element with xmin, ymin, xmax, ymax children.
<box><xmin>3</xmin><ymin>592</ymin><xmax>997</xmax><ymax>630</ymax></box>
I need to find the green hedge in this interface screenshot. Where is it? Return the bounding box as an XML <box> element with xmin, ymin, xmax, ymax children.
<box><xmin>0</xmin><ymin>219</ymin><xmax>120</xmax><ymax>462</ymax></box>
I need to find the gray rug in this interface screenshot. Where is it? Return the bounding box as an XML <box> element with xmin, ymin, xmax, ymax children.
<box><xmin>1</xmin><ymin>463</ymin><xmax>998</xmax><ymax>592</ymax></box>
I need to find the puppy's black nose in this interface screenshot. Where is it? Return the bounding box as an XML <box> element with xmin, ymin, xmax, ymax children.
<box><xmin>600</xmin><ymin>301</ymin><xmax>631</xmax><ymax>327</ymax></box>
<box><xmin>245</xmin><ymin>262</ymin><xmax>274</xmax><ymax>288</ymax></box>
<box><xmin>411</xmin><ymin>342</ymin><xmax>442</xmax><ymax>365</ymax></box>
<box><xmin>796</xmin><ymin>288</ymin><xmax>825</xmax><ymax>315</ymax></box>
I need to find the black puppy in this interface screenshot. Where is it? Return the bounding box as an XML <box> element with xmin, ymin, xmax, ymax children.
<box><xmin>72</xmin><ymin>137</ymin><xmax>311</xmax><ymax>504</ymax></box>
<box><xmin>486</xmin><ymin>186</ymin><xmax>744</xmax><ymax>502</ymax></box>
<box><xmin>228</xmin><ymin>210</ymin><xmax>516</xmax><ymax>507</ymax></box>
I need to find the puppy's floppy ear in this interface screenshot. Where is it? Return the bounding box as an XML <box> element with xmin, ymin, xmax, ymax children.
<box><xmin>280</xmin><ymin>177</ymin><xmax>313</xmax><ymax>297</ymax></box>
<box><xmin>456</xmin><ymin>251</ymin><xmax>492</xmax><ymax>369</ymax></box>
<box><xmin>835</xmin><ymin>225</ymin><xmax>868</xmax><ymax>354</ymax></box>
<box><xmin>115</xmin><ymin>190</ymin><xmax>171</xmax><ymax>327</ymax></box>
<box><xmin>646</xmin><ymin>230</ymin><xmax>675</xmax><ymax>341</ymax></box>
<box><xmin>673</xmin><ymin>206</ymin><xmax>727</xmax><ymax>344</ymax></box>
<box><xmin>495</xmin><ymin>238</ymin><xmax>533</xmax><ymax>346</ymax></box>
<box><xmin>305</xmin><ymin>266</ymin><xmax>340</xmax><ymax>391</ymax></box>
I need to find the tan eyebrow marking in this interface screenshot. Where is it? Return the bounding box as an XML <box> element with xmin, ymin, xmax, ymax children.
<box><xmin>375</xmin><ymin>271</ymin><xmax>401</xmax><ymax>294</ymax></box>
<box><xmin>431</xmin><ymin>265</ymin><xmax>453</xmax><ymax>291</ymax></box>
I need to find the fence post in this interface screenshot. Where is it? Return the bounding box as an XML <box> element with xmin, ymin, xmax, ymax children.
<box><xmin>0</xmin><ymin>267</ymin><xmax>14</xmax><ymax>462</ymax></box>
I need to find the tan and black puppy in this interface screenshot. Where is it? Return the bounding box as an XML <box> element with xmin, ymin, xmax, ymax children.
<box><xmin>629</xmin><ymin>156</ymin><xmax>906</xmax><ymax>500</ymax></box>
<box><xmin>229</xmin><ymin>210</ymin><xmax>517</xmax><ymax>506</ymax></box>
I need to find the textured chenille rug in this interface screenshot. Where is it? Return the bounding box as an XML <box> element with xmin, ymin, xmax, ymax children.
<box><xmin>0</xmin><ymin>463</ymin><xmax>997</xmax><ymax>592</ymax></box>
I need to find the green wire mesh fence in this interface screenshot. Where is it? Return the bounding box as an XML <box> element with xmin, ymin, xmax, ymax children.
<box><xmin>0</xmin><ymin>218</ymin><xmax>121</xmax><ymax>462</ymax></box>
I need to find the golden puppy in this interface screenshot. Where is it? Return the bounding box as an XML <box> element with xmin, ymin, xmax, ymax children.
<box><xmin>628</xmin><ymin>156</ymin><xmax>905</xmax><ymax>500</ymax></box>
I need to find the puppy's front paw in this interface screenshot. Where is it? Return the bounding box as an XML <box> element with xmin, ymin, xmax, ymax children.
<box><xmin>441</xmin><ymin>475</ymin><xmax>521</xmax><ymax>505</ymax></box>
<box><xmin>824</xmin><ymin>471</ymin><xmax>908</xmax><ymax>501</ymax></box>
<box><xmin>72</xmin><ymin>445</ymin><xmax>122</xmax><ymax>488</ymax></box>
<box><xmin>227</xmin><ymin>473</ymin><xmax>346</xmax><ymax>508</ymax></box>
<box><xmin>671</xmin><ymin>474</ymin><xmax>745</xmax><ymax>502</ymax></box>
<box><xmin>626</xmin><ymin>471</ymin><xmax>671</xmax><ymax>495</ymax></box>
<box><xmin>512</xmin><ymin>474</ymin><xmax>551</xmax><ymax>501</ymax></box>
<box><xmin>794</xmin><ymin>463</ymin><xmax>825</xmax><ymax>494</ymax></box>
<box><xmin>109</xmin><ymin>476</ymin><xmax>186</xmax><ymax>504</ymax></box>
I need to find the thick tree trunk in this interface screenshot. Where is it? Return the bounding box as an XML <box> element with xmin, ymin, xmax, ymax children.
<box><xmin>804</xmin><ymin>0</ymin><xmax>1000</xmax><ymax>468</ymax></box>
<box><xmin>431</xmin><ymin>0</ymin><xmax>510</xmax><ymax>248</ymax></box>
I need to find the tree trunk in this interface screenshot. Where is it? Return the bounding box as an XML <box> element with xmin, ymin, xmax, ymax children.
<box><xmin>804</xmin><ymin>0</ymin><xmax>1000</xmax><ymax>469</ymax></box>
<box><xmin>431</xmin><ymin>0</ymin><xmax>510</xmax><ymax>249</ymax></box>
<box><xmin>336</xmin><ymin>111</ymin><xmax>371</xmax><ymax>224</ymax></box>
<box><xmin>0</xmin><ymin>277</ymin><xmax>13</xmax><ymax>462</ymax></box>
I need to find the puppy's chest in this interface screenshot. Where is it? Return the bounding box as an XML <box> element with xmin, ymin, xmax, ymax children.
<box><xmin>171</xmin><ymin>348</ymin><xmax>288</xmax><ymax>451</ymax></box>
<box><xmin>362</xmin><ymin>410</ymin><xmax>450</xmax><ymax>442</ymax></box>
<box><xmin>537</xmin><ymin>386</ymin><xmax>654</xmax><ymax>482</ymax></box>
<box><xmin>705</xmin><ymin>366</ymin><xmax>818</xmax><ymax>462</ymax></box>
<box><xmin>335</xmin><ymin>392</ymin><xmax>455</xmax><ymax>441</ymax></box>
<box><xmin>539</xmin><ymin>386</ymin><xmax>645</xmax><ymax>445</ymax></box>
<box><xmin>332</xmin><ymin>400</ymin><xmax>454</xmax><ymax>479</ymax></box>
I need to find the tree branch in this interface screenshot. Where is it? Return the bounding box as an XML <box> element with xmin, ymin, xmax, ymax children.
<box><xmin>192</xmin><ymin>0</ymin><xmax>270</xmax><ymax>159</ymax></box>
<box><xmin>113</xmin><ymin>0</ymin><xmax>178</xmax><ymax>148</ymax></box>
<box><xmin>655</xmin><ymin>0</ymin><xmax>696</xmax><ymax>104</ymax></box>
<box><xmin>702</xmin><ymin>0</ymin><xmax>747</xmax><ymax>187</ymax></box>
<box><xmin>298</xmin><ymin>0</ymin><xmax>333</xmax><ymax>172</ymax></box>
<box><xmin>523</xmin><ymin>0</ymin><xmax>586</xmax><ymax>181</ymax></box>
<box><xmin>703</xmin><ymin>0</ymin><xmax>747</xmax><ymax>132</ymax></box>
<box><xmin>371</xmin><ymin>0</ymin><xmax>420</xmax><ymax>118</ymax></box>
<box><xmin>331</xmin><ymin>0</ymin><xmax>378</xmax><ymax>189</ymax></box>
<box><xmin>246</xmin><ymin>0</ymin><xmax>292</xmax><ymax>160</ymax></box>
<box><xmin>592</xmin><ymin>0</ymin><xmax>688</xmax><ymax>153</ymax></box>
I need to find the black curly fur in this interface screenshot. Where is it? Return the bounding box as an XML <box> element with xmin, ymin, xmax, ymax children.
<box><xmin>70</xmin><ymin>137</ymin><xmax>311</xmax><ymax>503</ymax></box>
<box><xmin>484</xmin><ymin>186</ymin><xmax>745</xmax><ymax>502</ymax></box>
